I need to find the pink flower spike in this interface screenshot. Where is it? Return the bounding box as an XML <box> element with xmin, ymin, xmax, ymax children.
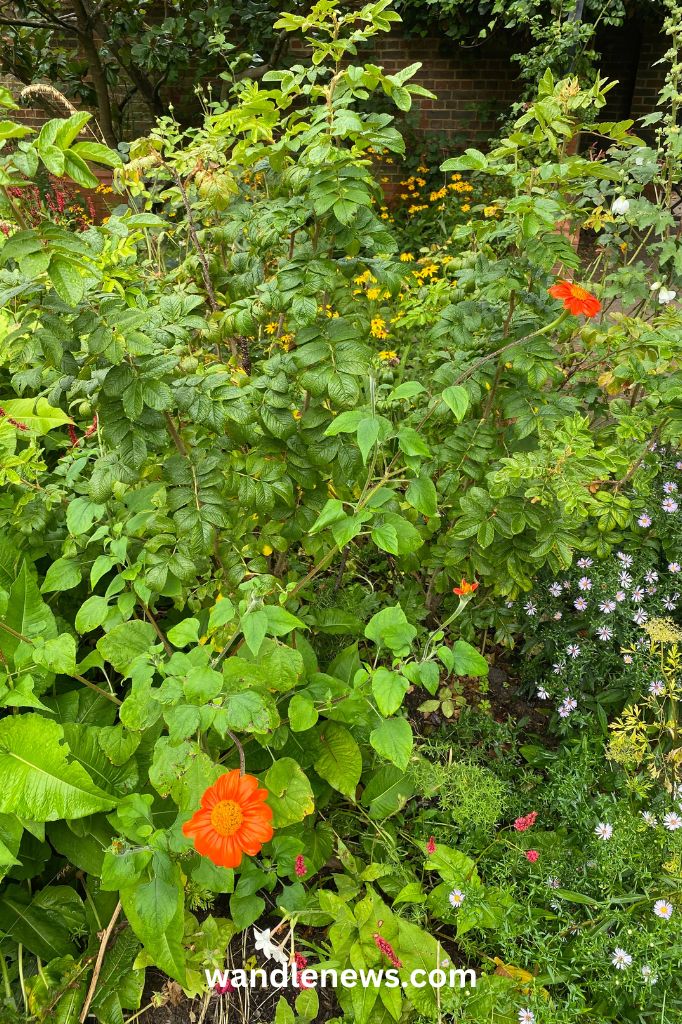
<box><xmin>373</xmin><ymin>933</ymin><xmax>402</xmax><ymax>969</ymax></box>
<box><xmin>525</xmin><ymin>850</ymin><xmax>539</xmax><ymax>863</ymax></box>
<box><xmin>426</xmin><ymin>836</ymin><xmax>437</xmax><ymax>854</ymax></box>
<box><xmin>295</xmin><ymin>854</ymin><xmax>307</xmax><ymax>877</ymax></box>
<box><xmin>514</xmin><ymin>812</ymin><xmax>538</xmax><ymax>832</ymax></box>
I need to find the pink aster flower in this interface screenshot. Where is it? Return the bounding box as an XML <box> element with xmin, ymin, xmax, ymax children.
<box><xmin>525</xmin><ymin>850</ymin><xmax>539</xmax><ymax>862</ymax></box>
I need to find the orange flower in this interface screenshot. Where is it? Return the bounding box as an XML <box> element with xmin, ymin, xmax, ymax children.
<box><xmin>548</xmin><ymin>280</ymin><xmax>601</xmax><ymax>318</ymax></box>
<box><xmin>453</xmin><ymin>579</ymin><xmax>479</xmax><ymax>596</ymax></box>
<box><xmin>182</xmin><ymin>771</ymin><xmax>273</xmax><ymax>868</ymax></box>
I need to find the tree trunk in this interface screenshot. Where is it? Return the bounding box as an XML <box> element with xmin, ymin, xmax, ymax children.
<box><xmin>68</xmin><ymin>0</ymin><xmax>119</xmax><ymax>147</ymax></box>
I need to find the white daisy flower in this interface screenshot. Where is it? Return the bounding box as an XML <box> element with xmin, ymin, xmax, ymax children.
<box><xmin>668</xmin><ymin>562</ymin><xmax>681</xmax><ymax>574</ymax></box>
<box><xmin>574</xmin><ymin>597</ymin><xmax>588</xmax><ymax>611</ymax></box>
<box><xmin>577</xmin><ymin>557</ymin><xmax>593</xmax><ymax>568</ymax></box>
<box><xmin>546</xmin><ymin>877</ymin><xmax>561</xmax><ymax>888</ymax></box>
<box><xmin>566</xmin><ymin>644</ymin><xmax>581</xmax><ymax>659</ymax></box>
<box><xmin>662</xmin><ymin>498</ymin><xmax>678</xmax><ymax>513</ymax></box>
<box><xmin>549</xmin><ymin>582</ymin><xmax>563</xmax><ymax>597</ymax></box>
<box><xmin>663</xmin><ymin>481</ymin><xmax>678</xmax><ymax>493</ymax></box>
<box><xmin>641</xmin><ymin>811</ymin><xmax>658</xmax><ymax>826</ymax></box>
<box><xmin>595</xmin><ymin>822</ymin><xmax>613</xmax><ymax>841</ymax></box>
<box><xmin>537</xmin><ymin>687</ymin><xmax>550</xmax><ymax>700</ymax></box>
<box><xmin>553</xmin><ymin>611</ymin><xmax>562</xmax><ymax>620</ymax></box>
<box><xmin>638</xmin><ymin>513</ymin><xmax>652</xmax><ymax>528</ymax></box>
<box><xmin>663</xmin><ymin>812</ymin><xmax>682</xmax><ymax>831</ymax></box>
<box><xmin>611</xmin><ymin>948</ymin><xmax>632</xmax><ymax>970</ymax></box>
<box><xmin>552</xmin><ymin>662</ymin><xmax>565</xmax><ymax>675</ymax></box>
<box><xmin>623</xmin><ymin>654</ymin><xmax>634</xmax><ymax>664</ymax></box>
<box><xmin>599</xmin><ymin>600</ymin><xmax>616</xmax><ymax>613</ymax></box>
<box><xmin>633</xmin><ymin>610</ymin><xmax>648</xmax><ymax>625</ymax></box>
<box><xmin>618</xmin><ymin>572</ymin><xmax>633</xmax><ymax>588</ymax></box>
<box><xmin>578</xmin><ymin>576</ymin><xmax>592</xmax><ymax>591</ymax></box>
<box><xmin>653</xmin><ymin>900</ymin><xmax>673</xmax><ymax>920</ymax></box>
<box><xmin>615</xmin><ymin>590</ymin><xmax>627</xmax><ymax>602</ymax></box>
<box><xmin>596</xmin><ymin>626</ymin><xmax>613</xmax><ymax>640</ymax></box>
<box><xmin>524</xmin><ymin>601</ymin><xmax>537</xmax><ymax>616</ymax></box>
<box><xmin>644</xmin><ymin>570</ymin><xmax>659</xmax><ymax>584</ymax></box>
<box><xmin>448</xmin><ymin>888</ymin><xmax>465</xmax><ymax>908</ymax></box>
<box><xmin>663</xmin><ymin>595</ymin><xmax>678</xmax><ymax>610</ymax></box>
<box><xmin>616</xmin><ymin>552</ymin><xmax>633</xmax><ymax>567</ymax></box>
<box><xmin>517</xmin><ymin>1010</ymin><xmax>535</xmax><ymax>1024</ymax></box>
<box><xmin>649</xmin><ymin>680</ymin><xmax>665</xmax><ymax>696</ymax></box>
<box><xmin>641</xmin><ymin>964</ymin><xmax>657</xmax><ymax>984</ymax></box>
<box><xmin>558</xmin><ymin>697</ymin><xmax>577</xmax><ymax>717</ymax></box>
<box><xmin>631</xmin><ymin>587</ymin><xmax>645</xmax><ymax>603</ymax></box>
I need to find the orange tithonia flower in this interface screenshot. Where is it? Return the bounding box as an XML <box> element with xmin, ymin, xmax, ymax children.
<box><xmin>548</xmin><ymin>280</ymin><xmax>601</xmax><ymax>318</ymax></box>
<box><xmin>182</xmin><ymin>770</ymin><xmax>273</xmax><ymax>868</ymax></box>
<box><xmin>453</xmin><ymin>579</ymin><xmax>479</xmax><ymax>596</ymax></box>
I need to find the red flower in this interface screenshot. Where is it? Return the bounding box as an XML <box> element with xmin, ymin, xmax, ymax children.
<box><xmin>453</xmin><ymin>579</ymin><xmax>479</xmax><ymax>596</ymax></box>
<box><xmin>426</xmin><ymin>836</ymin><xmax>437</xmax><ymax>854</ymax></box>
<box><xmin>215</xmin><ymin>978</ymin><xmax>235</xmax><ymax>994</ymax></box>
<box><xmin>548</xmin><ymin>280</ymin><xmax>601</xmax><ymax>318</ymax></box>
<box><xmin>525</xmin><ymin>849</ymin><xmax>539</xmax><ymax>862</ymax></box>
<box><xmin>373</xmin><ymin>933</ymin><xmax>402</xmax><ymax>969</ymax></box>
<box><xmin>182</xmin><ymin>770</ymin><xmax>273</xmax><ymax>868</ymax></box>
<box><xmin>514</xmin><ymin>811</ymin><xmax>538</xmax><ymax>832</ymax></box>
<box><xmin>295</xmin><ymin>854</ymin><xmax>307</xmax><ymax>877</ymax></box>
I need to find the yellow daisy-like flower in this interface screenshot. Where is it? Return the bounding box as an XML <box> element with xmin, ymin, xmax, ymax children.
<box><xmin>366</xmin><ymin>287</ymin><xmax>381</xmax><ymax>300</ymax></box>
<box><xmin>461</xmin><ymin>203</ymin><xmax>470</xmax><ymax>212</ymax></box>
<box><xmin>371</xmin><ymin>317</ymin><xmax>389</xmax><ymax>339</ymax></box>
<box><xmin>265</xmin><ymin>322</ymin><xmax>278</xmax><ymax>335</ymax></box>
<box><xmin>417</xmin><ymin>164</ymin><xmax>429</xmax><ymax>173</ymax></box>
<box><xmin>292</xmin><ymin>409</ymin><xmax>302</xmax><ymax>420</ymax></box>
<box><xmin>378</xmin><ymin>350</ymin><xmax>398</xmax><ymax>360</ymax></box>
<box><xmin>483</xmin><ymin>205</ymin><xmax>498</xmax><ymax>218</ymax></box>
<box><xmin>400</xmin><ymin>252</ymin><xmax>414</xmax><ymax>262</ymax></box>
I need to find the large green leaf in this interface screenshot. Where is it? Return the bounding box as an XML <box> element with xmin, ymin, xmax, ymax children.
<box><xmin>370</xmin><ymin>717</ymin><xmax>413</xmax><ymax>770</ymax></box>
<box><xmin>120</xmin><ymin>852</ymin><xmax>186</xmax><ymax>984</ymax></box>
<box><xmin>314</xmin><ymin>722</ymin><xmax>362</xmax><ymax>799</ymax></box>
<box><xmin>97</xmin><ymin>620</ymin><xmax>157</xmax><ymax>675</ymax></box>
<box><xmin>0</xmin><ymin>884</ymin><xmax>85</xmax><ymax>960</ymax></box>
<box><xmin>0</xmin><ymin>563</ymin><xmax>57</xmax><ymax>663</ymax></box>
<box><xmin>0</xmin><ymin>397</ymin><xmax>71</xmax><ymax>434</ymax></box>
<box><xmin>264</xmin><ymin>758</ymin><xmax>315</xmax><ymax>827</ymax></box>
<box><xmin>0</xmin><ymin>714</ymin><xmax>116</xmax><ymax>821</ymax></box>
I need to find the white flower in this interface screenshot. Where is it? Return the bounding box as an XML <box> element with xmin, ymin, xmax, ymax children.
<box><xmin>599</xmin><ymin>599</ymin><xmax>616</xmax><ymax>613</ymax></box>
<box><xmin>595</xmin><ymin>822</ymin><xmax>613</xmax><ymax>841</ymax></box>
<box><xmin>633</xmin><ymin>610</ymin><xmax>648</xmax><ymax>625</ymax></box>
<box><xmin>574</xmin><ymin>597</ymin><xmax>588</xmax><ymax>611</ymax></box>
<box><xmin>558</xmin><ymin>697</ymin><xmax>577</xmax><ymax>718</ymax></box>
<box><xmin>663</xmin><ymin>595</ymin><xmax>678</xmax><ymax>610</ymax></box>
<box><xmin>649</xmin><ymin>680</ymin><xmax>665</xmax><ymax>696</ymax></box>
<box><xmin>518</xmin><ymin>1011</ymin><xmax>535</xmax><ymax>1024</ymax></box>
<box><xmin>524</xmin><ymin>601</ymin><xmax>537</xmax><ymax>616</ymax></box>
<box><xmin>658</xmin><ymin>287</ymin><xmax>677</xmax><ymax>305</ymax></box>
<box><xmin>552</xmin><ymin>662</ymin><xmax>565</xmax><ymax>675</ymax></box>
<box><xmin>578</xmin><ymin>576</ymin><xmax>592</xmax><ymax>591</ymax></box>
<box><xmin>641</xmin><ymin>811</ymin><xmax>658</xmax><ymax>826</ymax></box>
<box><xmin>253</xmin><ymin>927</ymin><xmax>289</xmax><ymax>966</ymax></box>
<box><xmin>566</xmin><ymin>644</ymin><xmax>581</xmax><ymax>659</ymax></box>
<box><xmin>668</xmin><ymin>562</ymin><xmax>681</xmax><ymax>573</ymax></box>
<box><xmin>663</xmin><ymin>811</ymin><xmax>682</xmax><ymax>831</ymax></box>
<box><xmin>537</xmin><ymin>687</ymin><xmax>550</xmax><ymax>700</ymax></box>
<box><xmin>611</xmin><ymin>948</ymin><xmax>632</xmax><ymax>970</ymax></box>
<box><xmin>641</xmin><ymin>964</ymin><xmax>657</xmax><ymax>984</ymax></box>
<box><xmin>549</xmin><ymin>582</ymin><xmax>563</xmax><ymax>597</ymax></box>
<box><xmin>653</xmin><ymin>900</ymin><xmax>673</xmax><ymax>920</ymax></box>
<box><xmin>644</xmin><ymin>569</ymin><xmax>659</xmax><ymax>583</ymax></box>
<box><xmin>677</xmin><ymin>461</ymin><xmax>682</xmax><ymax>470</ymax></box>
<box><xmin>637</xmin><ymin>513</ymin><xmax>652</xmax><ymax>528</ymax></box>
<box><xmin>611</xmin><ymin>196</ymin><xmax>630</xmax><ymax>215</ymax></box>
<box><xmin>663</xmin><ymin>481</ymin><xmax>678</xmax><ymax>494</ymax></box>
<box><xmin>623</xmin><ymin>654</ymin><xmax>633</xmax><ymax>664</ymax></box>
<box><xmin>615</xmin><ymin>590</ymin><xmax>627</xmax><ymax>602</ymax></box>
<box><xmin>631</xmin><ymin>587</ymin><xmax>645</xmax><ymax>603</ymax></box>
<box><xmin>546</xmin><ymin>876</ymin><xmax>561</xmax><ymax>888</ymax></box>
<box><xmin>596</xmin><ymin>626</ymin><xmax>613</xmax><ymax>641</ymax></box>
<box><xmin>618</xmin><ymin>572</ymin><xmax>632</xmax><ymax>588</ymax></box>
<box><xmin>616</xmin><ymin>552</ymin><xmax>633</xmax><ymax>567</ymax></box>
<box><xmin>662</xmin><ymin>497</ymin><xmax>678</xmax><ymax>513</ymax></box>
<box><xmin>553</xmin><ymin>611</ymin><xmax>562</xmax><ymax>620</ymax></box>
<box><xmin>577</xmin><ymin>557</ymin><xmax>593</xmax><ymax>568</ymax></box>
<box><xmin>448</xmin><ymin>888</ymin><xmax>465</xmax><ymax>908</ymax></box>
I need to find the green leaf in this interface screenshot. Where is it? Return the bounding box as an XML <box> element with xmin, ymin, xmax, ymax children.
<box><xmin>371</xmin><ymin>668</ymin><xmax>409</xmax><ymax>716</ymax></box>
<box><xmin>264</xmin><ymin>605</ymin><xmax>306</xmax><ymax>636</ymax></box>
<box><xmin>0</xmin><ymin>714</ymin><xmax>116</xmax><ymax>820</ymax></box>
<box><xmin>71</xmin><ymin>140</ymin><xmax>122</xmax><ymax>168</ymax></box>
<box><xmin>32</xmin><ymin>634</ymin><xmax>77</xmax><ymax>675</ymax></box>
<box><xmin>309</xmin><ymin>498</ymin><xmax>347</xmax><ymax>533</ymax></box>
<box><xmin>0</xmin><ymin>397</ymin><xmax>71</xmax><ymax>434</ymax></box>
<box><xmin>264</xmin><ymin>758</ymin><xmax>315</xmax><ymax>827</ymax></box>
<box><xmin>208</xmin><ymin>597</ymin><xmax>235</xmax><ymax>631</ymax></box>
<box><xmin>360</xmin><ymin>765</ymin><xmax>415</xmax><ymax>819</ymax></box>
<box><xmin>66</xmin><ymin>497</ymin><xmax>105</xmax><ymax>535</ymax></box>
<box><xmin>241</xmin><ymin>607</ymin><xmax>268</xmax><ymax>655</ymax></box>
<box><xmin>365</xmin><ymin>605</ymin><xmax>416</xmax><ymax>657</ymax></box>
<box><xmin>356</xmin><ymin>416</ymin><xmax>380</xmax><ymax>463</ymax></box>
<box><xmin>41</xmin><ymin>557</ymin><xmax>81</xmax><ymax>593</ymax></box>
<box><xmin>0</xmin><ymin>885</ymin><xmax>85</xmax><ymax>960</ymax></box>
<box><xmin>166</xmin><ymin>618</ymin><xmax>200</xmax><ymax>647</ymax></box>
<box><xmin>314</xmin><ymin>722</ymin><xmax>362</xmax><ymax>799</ymax></box>
<box><xmin>97</xmin><ymin>620</ymin><xmax>156</xmax><ymax>675</ymax></box>
<box><xmin>441</xmin><ymin>385</ymin><xmax>470</xmax><ymax>421</ymax></box>
<box><xmin>370</xmin><ymin>717</ymin><xmax>413</xmax><ymax>770</ymax></box>
<box><xmin>288</xmin><ymin>693</ymin><xmax>318</xmax><ymax>732</ymax></box>
<box><xmin>120</xmin><ymin>853</ymin><xmax>186</xmax><ymax>984</ymax></box>
<box><xmin>49</xmin><ymin>254</ymin><xmax>85</xmax><ymax>305</ymax></box>
<box><xmin>405</xmin><ymin>476</ymin><xmax>438</xmax><ymax>517</ymax></box>
<box><xmin>75</xmin><ymin>595</ymin><xmax>110</xmax><ymax>634</ymax></box>
<box><xmin>451</xmin><ymin>640</ymin><xmax>488</xmax><ymax>677</ymax></box>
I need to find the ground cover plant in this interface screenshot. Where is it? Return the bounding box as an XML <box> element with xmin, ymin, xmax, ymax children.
<box><xmin>0</xmin><ymin>1</ymin><xmax>681</xmax><ymax>1022</ymax></box>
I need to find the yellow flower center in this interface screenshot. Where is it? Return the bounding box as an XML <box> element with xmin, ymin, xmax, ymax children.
<box><xmin>211</xmin><ymin>799</ymin><xmax>244</xmax><ymax>837</ymax></box>
<box><xmin>570</xmin><ymin>284</ymin><xmax>590</xmax><ymax>299</ymax></box>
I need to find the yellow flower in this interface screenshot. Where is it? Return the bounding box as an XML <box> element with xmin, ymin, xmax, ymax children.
<box><xmin>378</xmin><ymin>350</ymin><xmax>398</xmax><ymax>360</ymax></box>
<box><xmin>429</xmin><ymin>188</ymin><xmax>447</xmax><ymax>202</ymax></box>
<box><xmin>400</xmin><ymin>252</ymin><xmax>414</xmax><ymax>262</ymax></box>
<box><xmin>292</xmin><ymin>409</ymin><xmax>302</xmax><ymax>420</ymax></box>
<box><xmin>416</xmin><ymin>177</ymin><xmax>426</xmax><ymax>187</ymax></box>
<box><xmin>262</xmin><ymin>544</ymin><xmax>273</xmax><ymax>556</ymax></box>
<box><xmin>371</xmin><ymin>317</ymin><xmax>389</xmax><ymax>339</ymax></box>
<box><xmin>265</xmin><ymin>322</ymin><xmax>278</xmax><ymax>335</ymax></box>
<box><xmin>366</xmin><ymin>287</ymin><xmax>381</xmax><ymax>300</ymax></box>
<box><xmin>417</xmin><ymin>164</ymin><xmax>428</xmax><ymax>173</ymax></box>
<box><xmin>198</xmin><ymin>635</ymin><xmax>209</xmax><ymax>646</ymax></box>
<box><xmin>400</xmin><ymin>193</ymin><xmax>409</xmax><ymax>200</ymax></box>
<box><xmin>380</xmin><ymin>213</ymin><xmax>389</xmax><ymax>220</ymax></box>
<box><xmin>483</xmin><ymin>205</ymin><xmax>498</xmax><ymax>218</ymax></box>
<box><xmin>461</xmin><ymin>203</ymin><xmax>470</xmax><ymax>212</ymax></box>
